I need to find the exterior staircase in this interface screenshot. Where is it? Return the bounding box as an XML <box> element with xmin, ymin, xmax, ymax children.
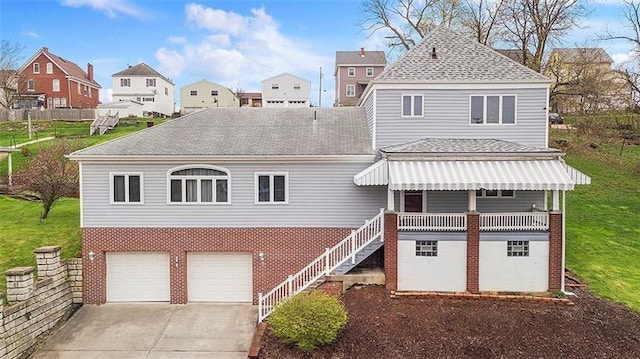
<box><xmin>258</xmin><ymin>208</ymin><xmax>385</xmax><ymax>322</ymax></box>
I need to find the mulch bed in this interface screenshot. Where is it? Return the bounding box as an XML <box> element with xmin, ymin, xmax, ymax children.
<box><xmin>260</xmin><ymin>285</ymin><xmax>640</xmax><ymax>358</ymax></box>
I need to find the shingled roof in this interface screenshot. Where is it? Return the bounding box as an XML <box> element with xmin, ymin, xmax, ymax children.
<box><xmin>381</xmin><ymin>138</ymin><xmax>559</xmax><ymax>154</ymax></box>
<box><xmin>335</xmin><ymin>50</ymin><xmax>387</xmax><ymax>66</ymax></box>
<box><xmin>375</xmin><ymin>26</ymin><xmax>549</xmax><ymax>83</ymax></box>
<box><xmin>70</xmin><ymin>107</ymin><xmax>373</xmax><ymax>158</ymax></box>
<box><xmin>113</xmin><ymin>63</ymin><xmax>174</xmax><ymax>84</ymax></box>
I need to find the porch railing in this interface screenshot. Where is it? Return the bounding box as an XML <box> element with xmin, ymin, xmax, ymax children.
<box><xmin>398</xmin><ymin>213</ymin><xmax>467</xmax><ymax>231</ymax></box>
<box><xmin>480</xmin><ymin>212</ymin><xmax>548</xmax><ymax>231</ymax></box>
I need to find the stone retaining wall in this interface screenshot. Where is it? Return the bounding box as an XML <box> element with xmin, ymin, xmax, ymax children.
<box><xmin>0</xmin><ymin>246</ymin><xmax>83</xmax><ymax>359</ymax></box>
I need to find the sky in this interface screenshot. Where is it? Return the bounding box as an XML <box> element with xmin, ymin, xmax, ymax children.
<box><xmin>0</xmin><ymin>0</ymin><xmax>636</xmax><ymax>108</ymax></box>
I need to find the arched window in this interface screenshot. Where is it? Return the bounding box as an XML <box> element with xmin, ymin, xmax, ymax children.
<box><xmin>168</xmin><ymin>166</ymin><xmax>230</xmax><ymax>203</ymax></box>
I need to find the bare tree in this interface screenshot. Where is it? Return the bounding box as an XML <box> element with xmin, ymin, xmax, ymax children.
<box><xmin>460</xmin><ymin>0</ymin><xmax>506</xmax><ymax>46</ymax></box>
<box><xmin>0</xmin><ymin>40</ymin><xmax>26</xmax><ymax>109</ymax></box>
<box><xmin>13</xmin><ymin>140</ymin><xmax>80</xmax><ymax>220</ymax></box>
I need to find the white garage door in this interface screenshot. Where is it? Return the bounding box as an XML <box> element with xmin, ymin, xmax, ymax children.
<box><xmin>187</xmin><ymin>253</ymin><xmax>252</xmax><ymax>302</ymax></box>
<box><xmin>106</xmin><ymin>252</ymin><xmax>170</xmax><ymax>302</ymax></box>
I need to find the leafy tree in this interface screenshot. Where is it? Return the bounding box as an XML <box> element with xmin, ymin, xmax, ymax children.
<box><xmin>13</xmin><ymin>140</ymin><xmax>80</xmax><ymax>220</ymax></box>
<box><xmin>0</xmin><ymin>40</ymin><xmax>27</xmax><ymax>109</ymax></box>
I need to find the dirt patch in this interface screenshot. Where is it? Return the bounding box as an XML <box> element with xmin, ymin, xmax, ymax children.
<box><xmin>260</xmin><ymin>285</ymin><xmax>640</xmax><ymax>358</ymax></box>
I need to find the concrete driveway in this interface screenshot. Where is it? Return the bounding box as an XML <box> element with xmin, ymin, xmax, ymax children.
<box><xmin>32</xmin><ymin>303</ymin><xmax>257</xmax><ymax>359</ymax></box>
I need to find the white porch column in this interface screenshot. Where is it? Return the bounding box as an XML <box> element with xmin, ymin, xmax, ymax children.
<box><xmin>552</xmin><ymin>190</ymin><xmax>560</xmax><ymax>211</ymax></box>
<box><xmin>387</xmin><ymin>187</ymin><xmax>395</xmax><ymax>211</ymax></box>
<box><xmin>468</xmin><ymin>190</ymin><xmax>477</xmax><ymax>211</ymax></box>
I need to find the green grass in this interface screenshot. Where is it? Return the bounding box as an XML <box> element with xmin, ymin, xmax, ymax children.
<box><xmin>0</xmin><ymin>196</ymin><xmax>81</xmax><ymax>296</ymax></box>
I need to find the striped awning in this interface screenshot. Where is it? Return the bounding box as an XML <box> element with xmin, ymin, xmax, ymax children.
<box><xmin>354</xmin><ymin>159</ymin><xmax>591</xmax><ymax>191</ymax></box>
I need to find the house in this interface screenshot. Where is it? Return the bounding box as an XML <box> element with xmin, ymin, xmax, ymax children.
<box><xmin>111</xmin><ymin>63</ymin><xmax>175</xmax><ymax>117</ymax></box>
<box><xmin>544</xmin><ymin>48</ymin><xmax>632</xmax><ymax>113</ymax></box>
<box><xmin>180</xmin><ymin>80</ymin><xmax>239</xmax><ymax>114</ymax></box>
<box><xmin>13</xmin><ymin>47</ymin><xmax>100</xmax><ymax>109</ymax></box>
<box><xmin>334</xmin><ymin>48</ymin><xmax>386</xmax><ymax>106</ymax></box>
<box><xmin>261</xmin><ymin>73</ymin><xmax>311</xmax><ymax>107</ymax></box>
<box><xmin>494</xmin><ymin>49</ymin><xmax>533</xmax><ymax>67</ymax></box>
<box><xmin>69</xmin><ymin>27</ymin><xmax>589</xmax><ymax>316</ymax></box>
<box><xmin>238</xmin><ymin>92</ymin><xmax>262</xmax><ymax>107</ymax></box>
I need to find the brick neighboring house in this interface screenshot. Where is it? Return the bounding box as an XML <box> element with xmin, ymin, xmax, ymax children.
<box><xmin>14</xmin><ymin>47</ymin><xmax>100</xmax><ymax>109</ymax></box>
<box><xmin>69</xmin><ymin>27</ymin><xmax>590</xmax><ymax>317</ymax></box>
<box><xmin>334</xmin><ymin>48</ymin><xmax>386</xmax><ymax>106</ymax></box>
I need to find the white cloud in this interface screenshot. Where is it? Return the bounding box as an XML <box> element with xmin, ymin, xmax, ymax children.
<box><xmin>167</xmin><ymin>36</ymin><xmax>187</xmax><ymax>44</ymax></box>
<box><xmin>61</xmin><ymin>0</ymin><xmax>144</xmax><ymax>19</ymax></box>
<box><xmin>23</xmin><ymin>31</ymin><xmax>39</xmax><ymax>38</ymax></box>
<box><xmin>156</xmin><ymin>4</ymin><xmax>332</xmax><ymax>93</ymax></box>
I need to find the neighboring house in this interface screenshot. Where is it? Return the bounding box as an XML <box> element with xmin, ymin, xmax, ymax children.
<box><xmin>14</xmin><ymin>47</ymin><xmax>100</xmax><ymax>109</ymax></box>
<box><xmin>111</xmin><ymin>63</ymin><xmax>175</xmax><ymax>117</ymax></box>
<box><xmin>238</xmin><ymin>92</ymin><xmax>262</xmax><ymax>107</ymax></box>
<box><xmin>180</xmin><ymin>80</ymin><xmax>239</xmax><ymax>114</ymax></box>
<box><xmin>261</xmin><ymin>73</ymin><xmax>310</xmax><ymax>107</ymax></box>
<box><xmin>69</xmin><ymin>27</ymin><xmax>589</xmax><ymax>313</ymax></box>
<box><xmin>494</xmin><ymin>49</ymin><xmax>533</xmax><ymax>67</ymax></box>
<box><xmin>335</xmin><ymin>48</ymin><xmax>386</xmax><ymax>106</ymax></box>
<box><xmin>544</xmin><ymin>48</ymin><xmax>632</xmax><ymax>113</ymax></box>
<box><xmin>97</xmin><ymin>100</ymin><xmax>144</xmax><ymax>118</ymax></box>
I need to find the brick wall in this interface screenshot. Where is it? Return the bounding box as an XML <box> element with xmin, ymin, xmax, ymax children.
<box><xmin>548</xmin><ymin>212</ymin><xmax>563</xmax><ymax>291</ymax></box>
<box><xmin>383</xmin><ymin>212</ymin><xmax>398</xmax><ymax>291</ymax></box>
<box><xmin>66</xmin><ymin>258</ymin><xmax>83</xmax><ymax>303</ymax></box>
<box><xmin>0</xmin><ymin>246</ymin><xmax>82</xmax><ymax>359</ymax></box>
<box><xmin>466</xmin><ymin>212</ymin><xmax>480</xmax><ymax>293</ymax></box>
<box><xmin>82</xmin><ymin>227</ymin><xmax>351</xmax><ymax>304</ymax></box>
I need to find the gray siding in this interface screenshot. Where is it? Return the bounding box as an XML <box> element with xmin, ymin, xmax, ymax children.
<box><xmin>375</xmin><ymin>88</ymin><xmax>547</xmax><ymax>149</ymax></box>
<box><xmin>82</xmin><ymin>161</ymin><xmax>386</xmax><ymax>228</ymax></box>
<box><xmin>395</xmin><ymin>190</ymin><xmax>544</xmax><ymax>212</ymax></box>
<box><xmin>363</xmin><ymin>91</ymin><xmax>375</xmax><ymax>139</ymax></box>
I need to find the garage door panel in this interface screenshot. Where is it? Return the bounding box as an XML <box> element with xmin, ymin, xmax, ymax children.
<box><xmin>107</xmin><ymin>252</ymin><xmax>170</xmax><ymax>302</ymax></box>
<box><xmin>187</xmin><ymin>253</ymin><xmax>252</xmax><ymax>302</ymax></box>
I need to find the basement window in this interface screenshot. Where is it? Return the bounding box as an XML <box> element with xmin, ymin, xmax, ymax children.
<box><xmin>507</xmin><ymin>240</ymin><xmax>529</xmax><ymax>257</ymax></box>
<box><xmin>416</xmin><ymin>240</ymin><xmax>438</xmax><ymax>257</ymax></box>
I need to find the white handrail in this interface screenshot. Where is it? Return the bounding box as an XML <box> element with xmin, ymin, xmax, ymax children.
<box><xmin>258</xmin><ymin>208</ymin><xmax>385</xmax><ymax>322</ymax></box>
<box><xmin>398</xmin><ymin>213</ymin><xmax>467</xmax><ymax>231</ymax></box>
<box><xmin>480</xmin><ymin>212</ymin><xmax>548</xmax><ymax>231</ymax></box>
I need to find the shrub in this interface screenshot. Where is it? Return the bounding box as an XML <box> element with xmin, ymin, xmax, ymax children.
<box><xmin>268</xmin><ymin>291</ymin><xmax>348</xmax><ymax>352</ymax></box>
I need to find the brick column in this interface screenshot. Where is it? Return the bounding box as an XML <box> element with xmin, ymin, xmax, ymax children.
<box><xmin>66</xmin><ymin>258</ymin><xmax>84</xmax><ymax>304</ymax></box>
<box><xmin>171</xmin><ymin>251</ymin><xmax>187</xmax><ymax>304</ymax></box>
<box><xmin>548</xmin><ymin>212</ymin><xmax>563</xmax><ymax>291</ymax></box>
<box><xmin>35</xmin><ymin>246</ymin><xmax>65</xmax><ymax>283</ymax></box>
<box><xmin>5</xmin><ymin>267</ymin><xmax>35</xmax><ymax>304</ymax></box>
<box><xmin>384</xmin><ymin>211</ymin><xmax>398</xmax><ymax>292</ymax></box>
<box><xmin>466</xmin><ymin>212</ymin><xmax>480</xmax><ymax>293</ymax></box>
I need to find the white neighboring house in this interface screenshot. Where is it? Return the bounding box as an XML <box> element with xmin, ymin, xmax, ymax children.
<box><xmin>180</xmin><ymin>80</ymin><xmax>239</xmax><ymax>114</ymax></box>
<box><xmin>97</xmin><ymin>100</ymin><xmax>144</xmax><ymax>118</ymax></box>
<box><xmin>261</xmin><ymin>73</ymin><xmax>311</xmax><ymax>107</ymax></box>
<box><xmin>111</xmin><ymin>63</ymin><xmax>175</xmax><ymax>117</ymax></box>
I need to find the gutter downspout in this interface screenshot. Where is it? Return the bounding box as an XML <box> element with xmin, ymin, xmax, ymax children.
<box><xmin>68</xmin><ymin>78</ymin><xmax>72</xmax><ymax>108</ymax></box>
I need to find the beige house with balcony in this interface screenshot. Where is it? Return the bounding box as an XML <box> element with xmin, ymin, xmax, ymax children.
<box><xmin>180</xmin><ymin>80</ymin><xmax>239</xmax><ymax>114</ymax></box>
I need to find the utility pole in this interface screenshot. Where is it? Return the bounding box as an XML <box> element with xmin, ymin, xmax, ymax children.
<box><xmin>318</xmin><ymin>67</ymin><xmax>323</xmax><ymax>107</ymax></box>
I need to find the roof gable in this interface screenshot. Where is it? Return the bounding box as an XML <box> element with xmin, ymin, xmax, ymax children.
<box><xmin>261</xmin><ymin>72</ymin><xmax>310</xmax><ymax>84</ymax></box>
<box><xmin>113</xmin><ymin>63</ymin><xmax>174</xmax><ymax>84</ymax></box>
<box><xmin>375</xmin><ymin>26</ymin><xmax>549</xmax><ymax>83</ymax></box>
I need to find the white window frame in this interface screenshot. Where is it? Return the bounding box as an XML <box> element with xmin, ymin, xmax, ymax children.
<box><xmin>469</xmin><ymin>95</ymin><xmax>517</xmax><ymax>125</ymax></box>
<box><xmin>120</xmin><ymin>78</ymin><xmax>130</xmax><ymax>87</ymax></box>
<box><xmin>77</xmin><ymin>82</ymin><xmax>81</xmax><ymax>94</ymax></box>
<box><xmin>254</xmin><ymin>172</ymin><xmax>289</xmax><ymax>204</ymax></box>
<box><xmin>52</xmin><ymin>79</ymin><xmax>60</xmax><ymax>92</ymax></box>
<box><xmin>146</xmin><ymin>78</ymin><xmax>156</xmax><ymax>87</ymax></box>
<box><xmin>347</xmin><ymin>67</ymin><xmax>355</xmax><ymax>77</ymax></box>
<box><xmin>190</xmin><ymin>90</ymin><xmax>198</xmax><ymax>96</ymax></box>
<box><xmin>109</xmin><ymin>172</ymin><xmax>144</xmax><ymax>204</ymax></box>
<box><xmin>46</xmin><ymin>63</ymin><xmax>53</xmax><ymax>74</ymax></box>
<box><xmin>33</xmin><ymin>63</ymin><xmax>40</xmax><ymax>74</ymax></box>
<box><xmin>475</xmin><ymin>189</ymin><xmax>516</xmax><ymax>198</ymax></box>
<box><xmin>507</xmin><ymin>240</ymin><xmax>529</xmax><ymax>257</ymax></box>
<box><xmin>211</xmin><ymin>90</ymin><xmax>218</xmax><ymax>96</ymax></box>
<box><xmin>401</xmin><ymin>94</ymin><xmax>423</xmax><ymax>117</ymax></box>
<box><xmin>346</xmin><ymin>84</ymin><xmax>356</xmax><ymax>97</ymax></box>
<box><xmin>27</xmin><ymin>79</ymin><xmax>34</xmax><ymax>91</ymax></box>
<box><xmin>166</xmin><ymin>165</ymin><xmax>231</xmax><ymax>205</ymax></box>
<box><xmin>366</xmin><ymin>67</ymin><xmax>374</xmax><ymax>77</ymax></box>
<box><xmin>416</xmin><ymin>240</ymin><xmax>438</xmax><ymax>257</ymax></box>
<box><xmin>293</xmin><ymin>83</ymin><xmax>301</xmax><ymax>90</ymax></box>
<box><xmin>271</xmin><ymin>84</ymin><xmax>279</xmax><ymax>90</ymax></box>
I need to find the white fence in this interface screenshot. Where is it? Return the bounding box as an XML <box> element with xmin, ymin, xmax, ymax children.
<box><xmin>480</xmin><ymin>212</ymin><xmax>549</xmax><ymax>231</ymax></box>
<box><xmin>398</xmin><ymin>213</ymin><xmax>467</xmax><ymax>231</ymax></box>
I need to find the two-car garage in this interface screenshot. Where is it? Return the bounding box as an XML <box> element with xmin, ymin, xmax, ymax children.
<box><xmin>106</xmin><ymin>252</ymin><xmax>252</xmax><ymax>303</ymax></box>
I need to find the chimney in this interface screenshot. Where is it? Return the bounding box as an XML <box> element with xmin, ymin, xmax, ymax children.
<box><xmin>43</xmin><ymin>47</ymin><xmax>49</xmax><ymax>53</ymax></box>
<box><xmin>431</xmin><ymin>47</ymin><xmax>437</xmax><ymax>59</ymax></box>
<box><xmin>87</xmin><ymin>63</ymin><xmax>94</xmax><ymax>81</ymax></box>
<box><xmin>360</xmin><ymin>47</ymin><xmax>365</xmax><ymax>57</ymax></box>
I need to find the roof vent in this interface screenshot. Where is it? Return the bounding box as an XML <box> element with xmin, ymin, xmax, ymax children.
<box><xmin>431</xmin><ymin>47</ymin><xmax>437</xmax><ymax>59</ymax></box>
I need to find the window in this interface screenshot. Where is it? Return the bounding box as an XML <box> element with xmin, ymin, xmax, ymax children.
<box><xmin>165</xmin><ymin>87</ymin><xmax>168</xmax><ymax>95</ymax></box>
<box><xmin>143</xmin><ymin>97</ymin><xmax>154</xmax><ymax>102</ymax></box>
<box><xmin>256</xmin><ymin>173</ymin><xmax>288</xmax><ymax>204</ymax></box>
<box><xmin>346</xmin><ymin>84</ymin><xmax>356</xmax><ymax>97</ymax></box>
<box><xmin>271</xmin><ymin>84</ymin><xmax>279</xmax><ymax>90</ymax></box>
<box><xmin>293</xmin><ymin>83</ymin><xmax>301</xmax><ymax>90</ymax></box>
<box><xmin>366</xmin><ymin>67</ymin><xmax>374</xmax><ymax>77</ymax></box>
<box><xmin>120</xmin><ymin>78</ymin><xmax>130</xmax><ymax>87</ymax></box>
<box><xmin>52</xmin><ymin>79</ymin><xmax>60</xmax><ymax>92</ymax></box>
<box><xmin>46</xmin><ymin>63</ymin><xmax>53</xmax><ymax>74</ymax></box>
<box><xmin>27</xmin><ymin>79</ymin><xmax>34</xmax><ymax>91</ymax></box>
<box><xmin>168</xmin><ymin>166</ymin><xmax>229</xmax><ymax>204</ymax></box>
<box><xmin>77</xmin><ymin>82</ymin><xmax>81</xmax><ymax>94</ymax></box>
<box><xmin>475</xmin><ymin>189</ymin><xmax>515</xmax><ymax>198</ymax></box>
<box><xmin>507</xmin><ymin>241</ymin><xmax>529</xmax><ymax>257</ymax></box>
<box><xmin>401</xmin><ymin>95</ymin><xmax>423</xmax><ymax>117</ymax></box>
<box><xmin>88</xmin><ymin>87</ymin><xmax>92</xmax><ymax>98</ymax></box>
<box><xmin>347</xmin><ymin>67</ymin><xmax>355</xmax><ymax>77</ymax></box>
<box><xmin>470</xmin><ymin>95</ymin><xmax>516</xmax><ymax>124</ymax></box>
<box><xmin>111</xmin><ymin>174</ymin><xmax>143</xmax><ymax>204</ymax></box>
<box><xmin>416</xmin><ymin>240</ymin><xmax>438</xmax><ymax>257</ymax></box>
<box><xmin>190</xmin><ymin>90</ymin><xmax>198</xmax><ymax>96</ymax></box>
<box><xmin>211</xmin><ymin>90</ymin><xmax>218</xmax><ymax>96</ymax></box>
<box><xmin>146</xmin><ymin>78</ymin><xmax>156</xmax><ymax>87</ymax></box>
<box><xmin>33</xmin><ymin>63</ymin><xmax>40</xmax><ymax>74</ymax></box>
